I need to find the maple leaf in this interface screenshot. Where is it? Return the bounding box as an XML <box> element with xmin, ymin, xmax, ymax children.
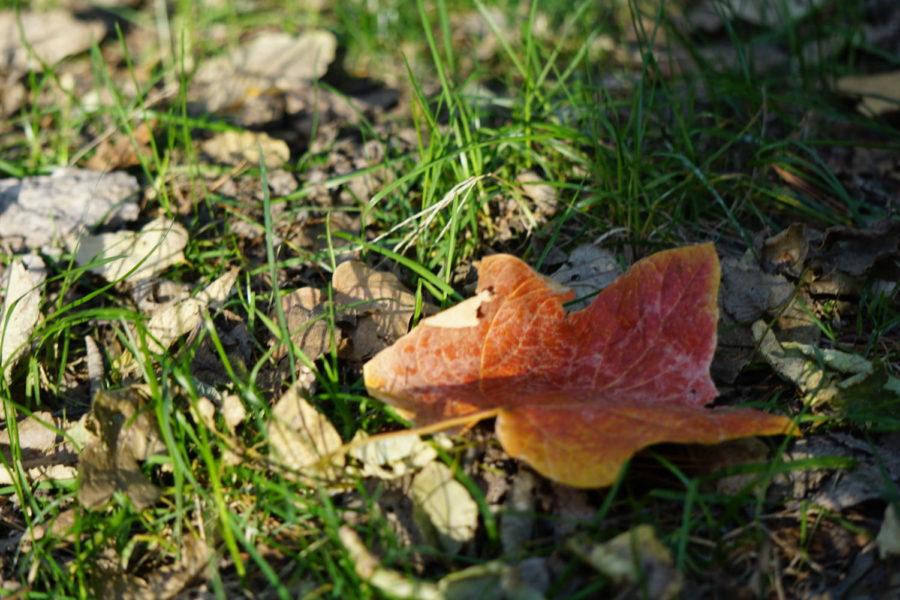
<box><xmin>363</xmin><ymin>244</ymin><xmax>797</xmax><ymax>488</ymax></box>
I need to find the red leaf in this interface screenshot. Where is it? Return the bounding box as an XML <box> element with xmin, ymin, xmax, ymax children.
<box><xmin>364</xmin><ymin>244</ymin><xmax>796</xmax><ymax>488</ymax></box>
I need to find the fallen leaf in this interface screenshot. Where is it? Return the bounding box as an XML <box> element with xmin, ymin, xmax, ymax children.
<box><xmin>836</xmin><ymin>70</ymin><xmax>900</xmax><ymax>116</ymax></box>
<box><xmin>0</xmin><ymin>11</ymin><xmax>105</xmax><ymax>72</ymax></box>
<box><xmin>1</xmin><ymin>255</ymin><xmax>45</xmax><ymax>382</ymax></box>
<box><xmin>190</xmin><ymin>30</ymin><xmax>336</xmax><ymax>125</ymax></box>
<box><xmin>267</xmin><ymin>384</ymin><xmax>344</xmax><ymax>484</ymax></box>
<box><xmin>333</xmin><ymin>260</ymin><xmax>423</xmax><ymax>361</ymax></box>
<box><xmin>364</xmin><ymin>244</ymin><xmax>796</xmax><ymax>488</ymax></box>
<box><xmin>201</xmin><ymin>130</ymin><xmax>290</xmax><ymax>169</ymax></box>
<box><xmin>0</xmin><ymin>168</ymin><xmax>139</xmax><ymax>250</ymax></box>
<box><xmin>348</xmin><ymin>430</ymin><xmax>436</xmax><ymax>479</ymax></box>
<box><xmin>221</xmin><ymin>393</ymin><xmax>246</xmax><ymax>434</ymax></box>
<box><xmin>275</xmin><ymin>287</ymin><xmax>340</xmax><ymax>362</ymax></box>
<box><xmin>490</xmin><ymin>171</ymin><xmax>559</xmax><ymax>243</ymax></box>
<box><xmin>85</xmin><ymin>121</ymin><xmax>154</xmax><ymax>171</ymax></box>
<box><xmin>877</xmin><ymin>504</ymin><xmax>900</xmax><ymax>559</ymax></box>
<box><xmin>71</xmin><ymin>217</ymin><xmax>188</xmax><ymax>284</ymax></box>
<box><xmin>0</xmin><ymin>72</ymin><xmax>25</xmax><ymax>116</ymax></box>
<box><xmin>20</xmin><ymin>508</ymin><xmax>77</xmax><ymax>554</ymax></box>
<box><xmin>720</xmin><ymin>253</ymin><xmax>794</xmax><ymax>324</ymax></box>
<box><xmin>568</xmin><ymin>525</ymin><xmax>683</xmax><ymax>600</ymax></box>
<box><xmin>752</xmin><ymin>321</ymin><xmax>874</xmax><ymax>407</ymax></box>
<box><xmin>0</xmin><ymin>411</ymin><xmax>78</xmax><ymax>484</ymax></box>
<box><xmin>143</xmin><ymin>267</ymin><xmax>239</xmax><ymax>356</ymax></box>
<box><xmin>78</xmin><ymin>387</ymin><xmax>166</xmax><ymax>510</ymax></box>
<box><xmin>762</xmin><ymin>224</ymin><xmax>810</xmax><ymax>277</ymax></box>
<box><xmin>409</xmin><ymin>461</ymin><xmax>478</xmax><ymax>553</ymax></box>
<box><xmin>813</xmin><ymin>220</ymin><xmax>900</xmax><ymax>282</ymax></box>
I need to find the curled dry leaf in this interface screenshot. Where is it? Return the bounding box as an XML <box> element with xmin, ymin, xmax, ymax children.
<box><xmin>144</xmin><ymin>268</ymin><xmax>238</xmax><ymax>356</ymax></box>
<box><xmin>348</xmin><ymin>430</ymin><xmax>436</xmax><ymax>479</ymax></box>
<box><xmin>78</xmin><ymin>387</ymin><xmax>166</xmax><ymax>510</ymax></box>
<box><xmin>71</xmin><ymin>217</ymin><xmax>188</xmax><ymax>284</ymax></box>
<box><xmin>568</xmin><ymin>525</ymin><xmax>683</xmax><ymax>600</ymax></box>
<box><xmin>1</xmin><ymin>255</ymin><xmax>45</xmax><ymax>382</ymax></box>
<box><xmin>267</xmin><ymin>384</ymin><xmax>344</xmax><ymax>484</ymax></box>
<box><xmin>0</xmin><ymin>168</ymin><xmax>139</xmax><ymax>250</ymax></box>
<box><xmin>752</xmin><ymin>321</ymin><xmax>874</xmax><ymax>407</ymax></box>
<box><xmin>201</xmin><ymin>130</ymin><xmax>290</xmax><ymax>169</ymax></box>
<box><xmin>365</xmin><ymin>244</ymin><xmax>796</xmax><ymax>488</ymax></box>
<box><xmin>409</xmin><ymin>461</ymin><xmax>478</xmax><ymax>553</ymax></box>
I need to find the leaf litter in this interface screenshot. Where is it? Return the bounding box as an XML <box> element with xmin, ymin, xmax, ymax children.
<box><xmin>77</xmin><ymin>387</ymin><xmax>166</xmax><ymax>510</ymax></box>
<box><xmin>4</xmin><ymin>3</ymin><xmax>900</xmax><ymax>596</ymax></box>
<box><xmin>364</xmin><ymin>244</ymin><xmax>795</xmax><ymax>488</ymax></box>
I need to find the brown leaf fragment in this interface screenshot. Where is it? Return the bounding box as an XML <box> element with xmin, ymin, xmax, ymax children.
<box><xmin>701</xmin><ymin>437</ymin><xmax>771</xmax><ymax>496</ymax></box>
<box><xmin>332</xmin><ymin>260</ymin><xmax>423</xmax><ymax>361</ymax></box>
<box><xmin>275</xmin><ymin>287</ymin><xmax>340</xmax><ymax>362</ymax></box>
<box><xmin>20</xmin><ymin>508</ymin><xmax>77</xmax><ymax>554</ymax></box>
<box><xmin>85</xmin><ymin>335</ymin><xmax>104</xmax><ymax>395</ymax></box>
<box><xmin>201</xmin><ymin>130</ymin><xmax>290</xmax><ymax>169</ymax></box>
<box><xmin>267</xmin><ymin>384</ymin><xmax>344</xmax><ymax>484</ymax></box>
<box><xmin>85</xmin><ymin>122</ymin><xmax>154</xmax><ymax>171</ymax></box>
<box><xmin>189</xmin><ymin>30</ymin><xmax>336</xmax><ymax>125</ymax></box>
<box><xmin>0</xmin><ymin>11</ymin><xmax>105</xmax><ymax>72</ymax></box>
<box><xmin>713</xmin><ymin>250</ymin><xmax>795</xmax><ymax>382</ymax></box>
<box><xmin>568</xmin><ymin>525</ymin><xmax>683</xmax><ymax>600</ymax></box>
<box><xmin>77</xmin><ymin>387</ymin><xmax>166</xmax><ymax>510</ymax></box>
<box><xmin>144</xmin><ymin>268</ymin><xmax>239</xmax><ymax>355</ymax></box>
<box><xmin>0</xmin><ymin>411</ymin><xmax>78</xmax><ymax>484</ymax></box>
<box><xmin>814</xmin><ymin>220</ymin><xmax>900</xmax><ymax>280</ymax></box>
<box><xmin>836</xmin><ymin>70</ymin><xmax>900</xmax><ymax>116</ymax></box>
<box><xmin>762</xmin><ymin>223</ymin><xmax>810</xmax><ymax>277</ymax></box>
<box><xmin>720</xmin><ymin>253</ymin><xmax>794</xmax><ymax>323</ymax></box>
<box><xmin>71</xmin><ymin>217</ymin><xmax>189</xmax><ymax>284</ymax></box>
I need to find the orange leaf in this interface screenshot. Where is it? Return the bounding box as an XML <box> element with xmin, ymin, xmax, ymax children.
<box><xmin>363</xmin><ymin>244</ymin><xmax>796</xmax><ymax>488</ymax></box>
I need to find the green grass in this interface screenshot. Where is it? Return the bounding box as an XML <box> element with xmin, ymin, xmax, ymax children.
<box><xmin>0</xmin><ymin>0</ymin><xmax>898</xmax><ymax>597</ymax></box>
